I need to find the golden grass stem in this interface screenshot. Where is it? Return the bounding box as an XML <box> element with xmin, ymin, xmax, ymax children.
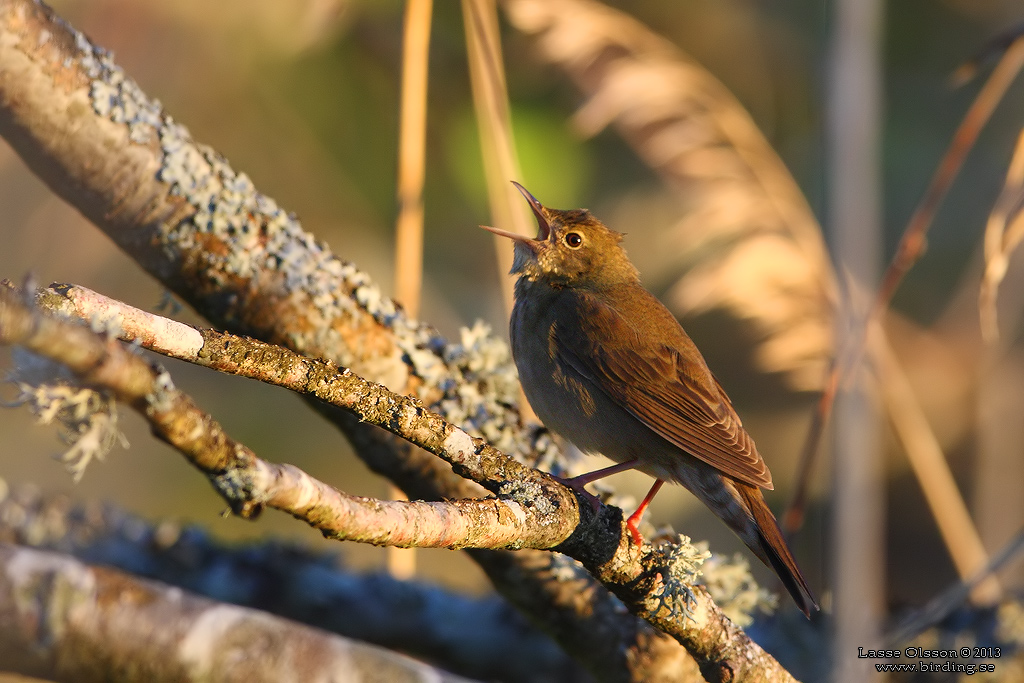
<box><xmin>390</xmin><ymin>0</ymin><xmax>434</xmax><ymax>581</ymax></box>
<box><xmin>462</xmin><ymin>0</ymin><xmax>534</xmax><ymax>316</ymax></box>
<box><xmin>394</xmin><ymin>0</ymin><xmax>433</xmax><ymax>321</ymax></box>
<box><xmin>871</xmin><ymin>324</ymin><xmax>1002</xmax><ymax>606</ymax></box>
<box><xmin>462</xmin><ymin>0</ymin><xmax>538</xmax><ymax>422</ymax></box>
<box><xmin>980</xmin><ymin>128</ymin><xmax>1024</xmax><ymax>342</ymax></box>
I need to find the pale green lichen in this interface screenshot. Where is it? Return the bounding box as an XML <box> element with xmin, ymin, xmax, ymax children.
<box><xmin>647</xmin><ymin>534</ymin><xmax>710</xmax><ymax>621</ymax></box>
<box><xmin>4</xmin><ymin>349</ymin><xmax>128</xmax><ymax>481</ymax></box>
<box><xmin>697</xmin><ymin>546</ymin><xmax>777</xmax><ymax>627</ymax></box>
<box><xmin>997</xmin><ymin>600</ymin><xmax>1024</xmax><ymax>649</ymax></box>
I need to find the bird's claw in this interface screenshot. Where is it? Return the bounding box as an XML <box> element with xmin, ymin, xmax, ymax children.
<box><xmin>625</xmin><ymin>513</ymin><xmax>645</xmax><ymax>547</ymax></box>
<box><xmin>551</xmin><ymin>474</ymin><xmax>603</xmax><ymax>515</ymax></box>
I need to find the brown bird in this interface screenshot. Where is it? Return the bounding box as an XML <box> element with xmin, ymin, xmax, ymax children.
<box><xmin>483</xmin><ymin>182</ymin><xmax>817</xmax><ymax>617</ymax></box>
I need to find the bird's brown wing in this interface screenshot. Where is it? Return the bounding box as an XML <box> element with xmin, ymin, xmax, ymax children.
<box><xmin>553</xmin><ymin>290</ymin><xmax>773</xmax><ymax>490</ymax></box>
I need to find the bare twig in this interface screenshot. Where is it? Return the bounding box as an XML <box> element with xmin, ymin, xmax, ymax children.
<box><xmin>877</xmin><ymin>34</ymin><xmax>1024</xmax><ymax>320</ymax></box>
<box><xmin>5</xmin><ymin>285</ymin><xmax>579</xmax><ymax>550</ymax></box>
<box><xmin>981</xmin><ymin>128</ymin><xmax>1024</xmax><ymax>342</ymax></box>
<box><xmin>0</xmin><ymin>543</ymin><xmax>474</xmax><ymax>683</ymax></box>
<box><xmin>886</xmin><ymin>526</ymin><xmax>1024</xmax><ymax>647</ymax></box>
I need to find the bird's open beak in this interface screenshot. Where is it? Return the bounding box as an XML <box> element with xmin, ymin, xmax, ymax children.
<box><xmin>511</xmin><ymin>181</ymin><xmax>552</xmax><ymax>241</ymax></box>
<box><xmin>479</xmin><ymin>223</ymin><xmax>536</xmax><ymax>244</ymax></box>
<box><xmin>479</xmin><ymin>182</ymin><xmax>551</xmax><ymax>254</ymax></box>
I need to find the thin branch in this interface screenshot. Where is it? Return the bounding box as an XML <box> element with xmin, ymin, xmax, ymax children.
<box><xmin>3</xmin><ymin>286</ymin><xmax>575</xmax><ymax>551</ymax></box>
<box><xmin>37</xmin><ymin>282</ymin><xmax>579</xmax><ymax>530</ymax></box>
<box><xmin>886</xmin><ymin>526</ymin><xmax>1024</xmax><ymax>648</ymax></box>
<box><xmin>0</xmin><ymin>543</ymin><xmax>474</xmax><ymax>683</ymax></box>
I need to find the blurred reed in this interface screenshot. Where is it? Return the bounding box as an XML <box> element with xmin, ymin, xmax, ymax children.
<box><xmin>389</xmin><ymin>0</ymin><xmax>434</xmax><ymax>580</ymax></box>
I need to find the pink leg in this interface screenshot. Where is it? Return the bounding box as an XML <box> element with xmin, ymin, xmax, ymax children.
<box><xmin>554</xmin><ymin>459</ymin><xmax>640</xmax><ymax>513</ymax></box>
<box><xmin>563</xmin><ymin>458</ymin><xmax>640</xmax><ymax>487</ymax></box>
<box><xmin>625</xmin><ymin>479</ymin><xmax>664</xmax><ymax>546</ymax></box>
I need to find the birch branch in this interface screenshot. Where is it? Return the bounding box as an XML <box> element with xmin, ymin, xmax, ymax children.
<box><xmin>1</xmin><ymin>285</ymin><xmax>573</xmax><ymax>551</ymax></box>
<box><xmin>0</xmin><ymin>484</ymin><xmax>586</xmax><ymax>683</ymax></box>
<box><xmin>0</xmin><ymin>542</ymin><xmax>475</xmax><ymax>683</ymax></box>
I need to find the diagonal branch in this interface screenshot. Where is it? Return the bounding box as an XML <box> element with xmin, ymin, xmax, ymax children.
<box><xmin>2</xmin><ymin>285</ymin><xmax>576</xmax><ymax>551</ymax></box>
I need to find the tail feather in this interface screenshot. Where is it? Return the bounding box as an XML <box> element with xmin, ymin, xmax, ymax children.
<box><xmin>736</xmin><ymin>484</ymin><xmax>818</xmax><ymax>618</ymax></box>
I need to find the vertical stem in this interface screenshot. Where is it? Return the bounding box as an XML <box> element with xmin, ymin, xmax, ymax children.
<box><xmin>872</xmin><ymin>325</ymin><xmax>1001</xmax><ymax>604</ymax></box>
<box><xmin>390</xmin><ymin>0</ymin><xmax>434</xmax><ymax>580</ymax></box>
<box><xmin>462</xmin><ymin>0</ymin><xmax>538</xmax><ymax>421</ymax></box>
<box><xmin>394</xmin><ymin>0</ymin><xmax>433</xmax><ymax>320</ymax></box>
<box><xmin>462</xmin><ymin>0</ymin><xmax>534</xmax><ymax>316</ymax></box>
<box><xmin>827</xmin><ymin>0</ymin><xmax>885</xmax><ymax>680</ymax></box>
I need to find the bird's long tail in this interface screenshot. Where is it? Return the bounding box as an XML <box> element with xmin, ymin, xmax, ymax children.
<box><xmin>735</xmin><ymin>483</ymin><xmax>818</xmax><ymax>618</ymax></box>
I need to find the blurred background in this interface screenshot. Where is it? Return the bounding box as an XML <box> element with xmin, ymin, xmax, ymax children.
<box><xmin>2</xmin><ymin>0</ymin><xmax>1024</xmax><ymax>663</ymax></box>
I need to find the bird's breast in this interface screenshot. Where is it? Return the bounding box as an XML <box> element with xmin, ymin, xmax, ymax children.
<box><xmin>510</xmin><ymin>286</ymin><xmax>689</xmax><ymax>483</ymax></box>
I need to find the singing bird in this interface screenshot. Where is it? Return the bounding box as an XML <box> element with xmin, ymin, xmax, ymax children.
<box><xmin>483</xmin><ymin>182</ymin><xmax>817</xmax><ymax>616</ymax></box>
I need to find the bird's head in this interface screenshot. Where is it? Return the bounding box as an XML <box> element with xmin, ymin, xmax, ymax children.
<box><xmin>481</xmin><ymin>182</ymin><xmax>639</xmax><ymax>290</ymax></box>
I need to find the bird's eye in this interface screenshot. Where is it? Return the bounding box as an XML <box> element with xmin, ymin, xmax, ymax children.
<box><xmin>564</xmin><ymin>232</ymin><xmax>583</xmax><ymax>248</ymax></box>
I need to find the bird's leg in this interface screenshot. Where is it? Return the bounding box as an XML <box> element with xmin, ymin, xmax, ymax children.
<box><xmin>553</xmin><ymin>458</ymin><xmax>640</xmax><ymax>513</ymax></box>
<box><xmin>625</xmin><ymin>479</ymin><xmax>664</xmax><ymax>546</ymax></box>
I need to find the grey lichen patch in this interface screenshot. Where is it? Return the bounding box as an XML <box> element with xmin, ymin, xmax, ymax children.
<box><xmin>145</xmin><ymin>367</ymin><xmax>177</xmax><ymax>414</ymax></box>
<box><xmin>697</xmin><ymin>548</ymin><xmax>776</xmax><ymax>627</ymax></box>
<box><xmin>4</xmin><ymin>349</ymin><xmax>128</xmax><ymax>482</ymax></box>
<box><xmin>76</xmin><ymin>32</ymin><xmax>162</xmax><ymax>145</ymax></box>
<box><xmin>210</xmin><ymin>463</ymin><xmax>264</xmax><ymax>519</ymax></box>
<box><xmin>498</xmin><ymin>477</ymin><xmax>561</xmax><ymax>524</ymax></box>
<box><xmin>547</xmin><ymin>553</ymin><xmax>592</xmax><ymax>583</ymax></box>
<box><xmin>71</xmin><ymin>25</ymin><xmax>565</xmax><ymax>479</ymax></box>
<box><xmin>646</xmin><ymin>534</ymin><xmax>710</xmax><ymax>621</ymax></box>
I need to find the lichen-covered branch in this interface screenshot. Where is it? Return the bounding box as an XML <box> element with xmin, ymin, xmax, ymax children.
<box><xmin>38</xmin><ymin>282</ymin><xmax>581</xmax><ymax>538</ymax></box>
<box><xmin>0</xmin><ymin>485</ymin><xmax>588</xmax><ymax>683</ymax></box>
<box><xmin>22</xmin><ymin>283</ymin><xmax>797</xmax><ymax>681</ymax></box>
<box><xmin>0</xmin><ymin>286</ymin><xmax>576</xmax><ymax>551</ymax></box>
<box><xmin>0</xmin><ymin>542</ymin><xmax>475</xmax><ymax>683</ymax></box>
<box><xmin>0</xmin><ymin>2</ymin><xmax>800</xmax><ymax>679</ymax></box>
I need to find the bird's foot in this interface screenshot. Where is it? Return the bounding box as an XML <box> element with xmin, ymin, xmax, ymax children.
<box><xmin>623</xmin><ymin>479</ymin><xmax>664</xmax><ymax>547</ymax></box>
<box><xmin>551</xmin><ymin>474</ymin><xmax>603</xmax><ymax>514</ymax></box>
<box><xmin>624</xmin><ymin>511</ymin><xmax>645</xmax><ymax>547</ymax></box>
